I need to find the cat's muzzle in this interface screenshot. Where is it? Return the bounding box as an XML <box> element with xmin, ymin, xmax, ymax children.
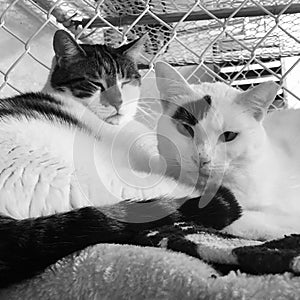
<box><xmin>105</xmin><ymin>113</ymin><xmax>122</xmax><ymax>125</ymax></box>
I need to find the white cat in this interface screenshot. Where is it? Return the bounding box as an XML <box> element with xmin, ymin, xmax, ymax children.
<box><xmin>154</xmin><ymin>61</ymin><xmax>300</xmax><ymax>240</ymax></box>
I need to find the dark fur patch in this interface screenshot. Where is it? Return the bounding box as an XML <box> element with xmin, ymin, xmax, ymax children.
<box><xmin>172</xmin><ymin>106</ymin><xmax>198</xmax><ymax>125</ymax></box>
<box><xmin>172</xmin><ymin>95</ymin><xmax>212</xmax><ymax>125</ymax></box>
<box><xmin>0</xmin><ymin>92</ymin><xmax>87</xmax><ymax>129</ymax></box>
<box><xmin>233</xmin><ymin>234</ymin><xmax>300</xmax><ymax>274</ymax></box>
<box><xmin>177</xmin><ymin>186</ymin><xmax>242</xmax><ymax>229</ymax></box>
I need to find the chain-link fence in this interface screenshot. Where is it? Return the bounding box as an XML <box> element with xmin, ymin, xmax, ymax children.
<box><xmin>1</xmin><ymin>0</ymin><xmax>300</xmax><ymax>109</ymax></box>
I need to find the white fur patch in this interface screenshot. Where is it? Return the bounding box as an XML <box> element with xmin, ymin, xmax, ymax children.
<box><xmin>186</xmin><ymin>233</ymin><xmax>262</xmax><ymax>265</ymax></box>
<box><xmin>0</xmin><ymin>108</ymin><xmax>199</xmax><ymax>219</ymax></box>
<box><xmin>291</xmin><ymin>256</ymin><xmax>300</xmax><ymax>273</ymax></box>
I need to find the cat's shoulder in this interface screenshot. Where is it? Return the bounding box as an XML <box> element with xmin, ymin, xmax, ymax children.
<box><xmin>265</xmin><ymin>108</ymin><xmax>300</xmax><ymax>125</ymax></box>
<box><xmin>264</xmin><ymin>108</ymin><xmax>300</xmax><ymax>142</ymax></box>
<box><xmin>0</xmin><ymin>92</ymin><xmax>86</xmax><ymax>129</ymax></box>
<box><xmin>0</xmin><ymin>92</ymin><xmax>63</xmax><ymax>107</ymax></box>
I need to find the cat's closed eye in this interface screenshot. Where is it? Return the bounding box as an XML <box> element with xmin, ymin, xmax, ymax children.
<box><xmin>219</xmin><ymin>131</ymin><xmax>239</xmax><ymax>143</ymax></box>
<box><xmin>88</xmin><ymin>79</ymin><xmax>105</xmax><ymax>92</ymax></box>
<box><xmin>176</xmin><ymin>122</ymin><xmax>194</xmax><ymax>138</ymax></box>
<box><xmin>121</xmin><ymin>80</ymin><xmax>131</xmax><ymax>87</ymax></box>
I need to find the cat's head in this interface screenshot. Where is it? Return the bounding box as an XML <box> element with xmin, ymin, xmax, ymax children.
<box><xmin>45</xmin><ymin>30</ymin><xmax>147</xmax><ymax>125</ymax></box>
<box><xmin>154</xmin><ymin>61</ymin><xmax>278</xmax><ymax>184</ymax></box>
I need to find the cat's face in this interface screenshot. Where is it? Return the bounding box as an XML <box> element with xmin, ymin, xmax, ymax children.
<box><xmin>48</xmin><ymin>30</ymin><xmax>146</xmax><ymax>125</ymax></box>
<box><xmin>154</xmin><ymin>62</ymin><xmax>278</xmax><ymax>184</ymax></box>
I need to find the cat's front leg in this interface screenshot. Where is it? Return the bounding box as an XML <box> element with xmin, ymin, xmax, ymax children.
<box><xmin>176</xmin><ymin>186</ymin><xmax>242</xmax><ymax>229</ymax></box>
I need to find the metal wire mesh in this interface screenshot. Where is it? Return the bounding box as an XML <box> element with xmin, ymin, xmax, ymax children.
<box><xmin>1</xmin><ymin>0</ymin><xmax>300</xmax><ymax>108</ymax></box>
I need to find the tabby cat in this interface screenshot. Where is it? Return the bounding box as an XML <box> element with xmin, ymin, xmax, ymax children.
<box><xmin>0</xmin><ymin>32</ymin><xmax>239</xmax><ymax>287</ymax></box>
<box><xmin>42</xmin><ymin>30</ymin><xmax>144</xmax><ymax>126</ymax></box>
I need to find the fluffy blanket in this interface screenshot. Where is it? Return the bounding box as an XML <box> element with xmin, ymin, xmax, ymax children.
<box><xmin>1</xmin><ymin>222</ymin><xmax>300</xmax><ymax>299</ymax></box>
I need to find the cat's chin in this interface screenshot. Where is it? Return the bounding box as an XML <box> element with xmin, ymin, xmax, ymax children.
<box><xmin>198</xmin><ymin>167</ymin><xmax>211</xmax><ymax>177</ymax></box>
<box><xmin>105</xmin><ymin>114</ymin><xmax>122</xmax><ymax>125</ymax></box>
<box><xmin>175</xmin><ymin>168</ymin><xmax>209</xmax><ymax>189</ymax></box>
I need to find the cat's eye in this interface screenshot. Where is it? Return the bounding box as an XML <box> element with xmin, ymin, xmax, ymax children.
<box><xmin>89</xmin><ymin>80</ymin><xmax>105</xmax><ymax>92</ymax></box>
<box><xmin>219</xmin><ymin>131</ymin><xmax>239</xmax><ymax>143</ymax></box>
<box><xmin>177</xmin><ymin>122</ymin><xmax>194</xmax><ymax>138</ymax></box>
<box><xmin>121</xmin><ymin>80</ymin><xmax>131</xmax><ymax>88</ymax></box>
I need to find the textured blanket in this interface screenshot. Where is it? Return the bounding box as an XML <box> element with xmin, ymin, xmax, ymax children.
<box><xmin>1</xmin><ymin>222</ymin><xmax>300</xmax><ymax>299</ymax></box>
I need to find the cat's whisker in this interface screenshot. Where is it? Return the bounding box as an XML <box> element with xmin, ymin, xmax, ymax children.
<box><xmin>138</xmin><ymin>103</ymin><xmax>160</xmax><ymax>112</ymax></box>
<box><xmin>139</xmin><ymin>107</ymin><xmax>159</xmax><ymax>116</ymax></box>
<box><xmin>143</xmin><ymin>108</ymin><xmax>161</xmax><ymax>117</ymax></box>
<box><xmin>139</xmin><ymin>100</ymin><xmax>160</xmax><ymax>105</ymax></box>
<box><xmin>225</xmin><ymin>162</ymin><xmax>246</xmax><ymax>168</ymax></box>
<box><xmin>88</xmin><ymin>81</ymin><xmax>102</xmax><ymax>91</ymax></box>
<box><xmin>165</xmin><ymin>159</ymin><xmax>194</xmax><ymax>168</ymax></box>
<box><xmin>136</xmin><ymin>111</ymin><xmax>154</xmax><ymax>124</ymax></box>
<box><xmin>137</xmin><ymin>105</ymin><xmax>154</xmax><ymax>115</ymax></box>
<box><xmin>139</xmin><ymin>103</ymin><xmax>161</xmax><ymax>114</ymax></box>
<box><xmin>136</xmin><ymin>106</ymin><xmax>157</xmax><ymax>121</ymax></box>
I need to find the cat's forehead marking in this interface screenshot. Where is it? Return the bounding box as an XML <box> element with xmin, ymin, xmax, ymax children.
<box><xmin>172</xmin><ymin>106</ymin><xmax>198</xmax><ymax>125</ymax></box>
<box><xmin>51</xmin><ymin>43</ymin><xmax>141</xmax><ymax>100</ymax></box>
<box><xmin>172</xmin><ymin>95</ymin><xmax>212</xmax><ymax>125</ymax></box>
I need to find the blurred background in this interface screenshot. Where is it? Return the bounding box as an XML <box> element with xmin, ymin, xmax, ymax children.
<box><xmin>1</xmin><ymin>0</ymin><xmax>300</xmax><ymax>118</ymax></box>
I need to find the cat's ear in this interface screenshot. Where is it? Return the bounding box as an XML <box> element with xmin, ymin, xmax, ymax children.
<box><xmin>53</xmin><ymin>30</ymin><xmax>86</xmax><ymax>65</ymax></box>
<box><xmin>238</xmin><ymin>81</ymin><xmax>279</xmax><ymax>121</ymax></box>
<box><xmin>155</xmin><ymin>61</ymin><xmax>188</xmax><ymax>89</ymax></box>
<box><xmin>154</xmin><ymin>61</ymin><xmax>192</xmax><ymax>109</ymax></box>
<box><xmin>117</xmin><ymin>34</ymin><xmax>148</xmax><ymax>61</ymax></box>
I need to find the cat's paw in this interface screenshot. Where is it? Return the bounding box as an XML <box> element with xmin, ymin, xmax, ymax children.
<box><xmin>178</xmin><ymin>186</ymin><xmax>242</xmax><ymax>230</ymax></box>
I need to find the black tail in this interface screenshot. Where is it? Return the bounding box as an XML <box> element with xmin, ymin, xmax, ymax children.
<box><xmin>0</xmin><ymin>186</ymin><xmax>241</xmax><ymax>287</ymax></box>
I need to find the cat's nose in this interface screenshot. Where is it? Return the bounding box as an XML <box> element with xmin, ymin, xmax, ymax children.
<box><xmin>101</xmin><ymin>87</ymin><xmax>123</xmax><ymax>111</ymax></box>
<box><xmin>200</xmin><ymin>159</ymin><xmax>211</xmax><ymax>168</ymax></box>
<box><xmin>111</xmin><ymin>97</ymin><xmax>122</xmax><ymax>112</ymax></box>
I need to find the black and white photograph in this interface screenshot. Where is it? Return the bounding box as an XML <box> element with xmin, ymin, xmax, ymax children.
<box><xmin>1</xmin><ymin>0</ymin><xmax>300</xmax><ymax>299</ymax></box>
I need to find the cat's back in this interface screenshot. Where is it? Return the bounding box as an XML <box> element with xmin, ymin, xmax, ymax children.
<box><xmin>0</xmin><ymin>92</ymin><xmax>90</xmax><ymax>162</ymax></box>
<box><xmin>0</xmin><ymin>92</ymin><xmax>94</xmax><ymax>218</ymax></box>
<box><xmin>0</xmin><ymin>92</ymin><xmax>184</xmax><ymax>220</ymax></box>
